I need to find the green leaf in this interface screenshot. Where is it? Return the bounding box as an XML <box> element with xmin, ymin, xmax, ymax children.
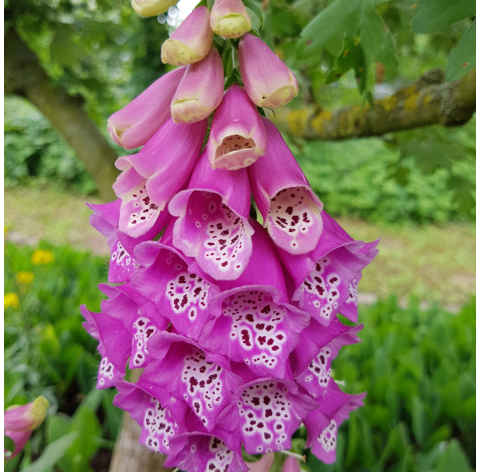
<box><xmin>68</xmin><ymin>405</ymin><xmax>101</xmax><ymax>461</ymax></box>
<box><xmin>436</xmin><ymin>439</ymin><xmax>473</xmax><ymax>472</ymax></box>
<box><xmin>411</xmin><ymin>0</ymin><xmax>475</xmax><ymax>34</ymax></box>
<box><xmin>4</xmin><ymin>435</ymin><xmax>16</xmax><ymax>455</ymax></box>
<box><xmin>21</xmin><ymin>433</ymin><xmax>78</xmax><ymax>472</ymax></box>
<box><xmin>296</xmin><ymin>0</ymin><xmax>361</xmax><ymax>59</ymax></box>
<box><xmin>445</xmin><ymin>20</ymin><xmax>475</xmax><ymax>81</ymax></box>
<box><xmin>411</xmin><ymin>396</ymin><xmax>429</xmax><ymax>447</ymax></box>
<box><xmin>49</xmin><ymin>24</ymin><xmax>82</xmax><ymax>68</ymax></box>
<box><xmin>244</xmin><ymin>0</ymin><xmax>264</xmax><ymax>29</ymax></box>
<box><xmin>360</xmin><ymin>4</ymin><xmax>398</xmax><ymax>70</ymax></box>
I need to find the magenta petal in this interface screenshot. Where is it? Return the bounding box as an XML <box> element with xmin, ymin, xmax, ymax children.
<box><xmin>4</xmin><ymin>430</ymin><xmax>32</xmax><ymax>459</ymax></box>
<box><xmin>291</xmin><ymin>317</ymin><xmax>363</xmax><ymax>377</ymax></box>
<box><xmin>248</xmin><ymin>119</ymin><xmax>323</xmax><ymax>255</ymax></box>
<box><xmin>305</xmin><ymin>380</ymin><xmax>365</xmax><ymax>464</ymax></box>
<box><xmin>107</xmin><ymin>67</ymin><xmax>185</xmax><ymax>149</ymax></box>
<box><xmin>217</xmin><ymin>378</ymin><xmax>317</xmax><ymax>454</ymax></box>
<box><xmin>169</xmin><ymin>149</ymin><xmax>254</xmax><ymax>281</ymax></box>
<box><xmin>165</xmin><ymin>431</ymin><xmax>248</xmax><ymax>472</ymax></box>
<box><xmin>132</xmin><ymin>241</ymin><xmax>218</xmax><ymax>341</ymax></box>
<box><xmin>199</xmin><ymin>291</ymin><xmax>309</xmax><ymax>379</ymax></box>
<box><xmin>125</xmin><ymin>118</ymin><xmax>208</xmax><ymax>209</ymax></box>
<box><xmin>113</xmin><ymin>380</ymin><xmax>187</xmax><ymax>455</ymax></box>
<box><xmin>141</xmin><ymin>332</ymin><xmax>242</xmax><ymax>431</ymax></box>
<box><xmin>97</xmin><ymin>351</ymin><xmax>124</xmax><ymax>389</ymax></box>
<box><xmin>294</xmin><ymin>321</ymin><xmax>363</xmax><ymax>399</ymax></box>
<box><xmin>207</xmin><ymin>85</ymin><xmax>267</xmax><ymax>170</ymax></box>
<box><xmin>278</xmin><ymin>212</ymin><xmax>378</xmax><ymax>326</ymax></box>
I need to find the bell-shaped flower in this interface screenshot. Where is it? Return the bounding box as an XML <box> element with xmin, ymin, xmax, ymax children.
<box><xmin>239</xmin><ymin>34</ymin><xmax>299</xmax><ymax>109</ymax></box>
<box><xmin>107</xmin><ymin>67</ymin><xmax>185</xmax><ymax>149</ymax></box>
<box><xmin>140</xmin><ymin>331</ymin><xmax>243</xmax><ymax>431</ymax></box>
<box><xmin>165</xmin><ymin>430</ymin><xmax>248</xmax><ymax>472</ymax></box>
<box><xmin>294</xmin><ymin>319</ymin><xmax>363</xmax><ymax>399</ymax></box>
<box><xmin>169</xmin><ymin>149</ymin><xmax>254</xmax><ymax>281</ymax></box>
<box><xmin>81</xmin><ymin>305</ymin><xmax>125</xmax><ymax>389</ymax></box>
<box><xmin>304</xmin><ymin>380</ymin><xmax>365</xmax><ymax>464</ymax></box>
<box><xmin>114</xmin><ymin>380</ymin><xmax>188</xmax><ymax>454</ymax></box>
<box><xmin>247</xmin><ymin>453</ymin><xmax>275</xmax><ymax>472</ymax></box>
<box><xmin>5</xmin><ymin>396</ymin><xmax>49</xmax><ymax>459</ymax></box>
<box><xmin>248</xmin><ymin>118</ymin><xmax>323</xmax><ymax>255</ymax></box>
<box><xmin>199</xmin><ymin>220</ymin><xmax>310</xmax><ymax>379</ymax></box>
<box><xmin>87</xmin><ymin>199</ymin><xmax>170</xmax><ymax>283</ymax></box>
<box><xmin>206</xmin><ymin>84</ymin><xmax>267</xmax><ymax>170</ymax></box>
<box><xmin>216</xmin><ymin>378</ymin><xmax>317</xmax><ymax>455</ymax></box>
<box><xmin>210</xmin><ymin>0</ymin><xmax>252</xmax><ymax>39</ymax></box>
<box><xmin>291</xmin><ymin>317</ymin><xmax>363</xmax><ymax>379</ymax></box>
<box><xmin>171</xmin><ymin>48</ymin><xmax>224</xmax><ymax>124</ymax></box>
<box><xmin>131</xmin><ymin>0</ymin><xmax>178</xmax><ymax>17</ymax></box>
<box><xmin>161</xmin><ymin>6</ymin><xmax>213</xmax><ymax>66</ymax></box>
<box><xmin>282</xmin><ymin>457</ymin><xmax>301</xmax><ymax>472</ymax></box>
<box><xmin>131</xmin><ymin>233</ymin><xmax>220</xmax><ymax>341</ymax></box>
<box><xmin>278</xmin><ymin>212</ymin><xmax>378</xmax><ymax>327</ymax></box>
<box><xmin>99</xmin><ymin>283</ymin><xmax>169</xmax><ymax>369</ymax></box>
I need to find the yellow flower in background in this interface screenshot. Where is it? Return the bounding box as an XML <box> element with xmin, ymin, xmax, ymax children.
<box><xmin>4</xmin><ymin>293</ymin><xmax>20</xmax><ymax>309</ymax></box>
<box><xmin>16</xmin><ymin>271</ymin><xmax>34</xmax><ymax>284</ymax></box>
<box><xmin>31</xmin><ymin>250</ymin><xmax>54</xmax><ymax>265</ymax></box>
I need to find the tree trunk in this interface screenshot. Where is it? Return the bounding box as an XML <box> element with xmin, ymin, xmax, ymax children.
<box><xmin>4</xmin><ymin>27</ymin><xmax>119</xmax><ymax>202</ymax></box>
<box><xmin>108</xmin><ymin>370</ymin><xmax>172</xmax><ymax>472</ymax></box>
<box><xmin>269</xmin><ymin>68</ymin><xmax>476</xmax><ymax>140</ymax></box>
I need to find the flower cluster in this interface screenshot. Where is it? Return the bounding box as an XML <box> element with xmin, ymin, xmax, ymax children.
<box><xmin>82</xmin><ymin>2</ymin><xmax>378</xmax><ymax>470</ymax></box>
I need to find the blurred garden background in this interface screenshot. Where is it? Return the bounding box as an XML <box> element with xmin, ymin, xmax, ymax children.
<box><xmin>4</xmin><ymin>0</ymin><xmax>475</xmax><ymax>471</ymax></box>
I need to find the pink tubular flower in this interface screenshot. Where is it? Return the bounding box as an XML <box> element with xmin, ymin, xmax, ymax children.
<box><xmin>278</xmin><ymin>212</ymin><xmax>378</xmax><ymax>326</ymax></box>
<box><xmin>169</xmin><ymin>149</ymin><xmax>254</xmax><ymax>281</ymax></box>
<box><xmin>249</xmin><ymin>118</ymin><xmax>323</xmax><ymax>255</ymax></box>
<box><xmin>282</xmin><ymin>456</ymin><xmax>301</xmax><ymax>472</ymax></box>
<box><xmin>107</xmin><ymin>67</ymin><xmax>185</xmax><ymax>149</ymax></box>
<box><xmin>198</xmin><ymin>219</ymin><xmax>310</xmax><ymax>379</ymax></box>
<box><xmin>239</xmin><ymin>34</ymin><xmax>299</xmax><ymax>109</ymax></box>
<box><xmin>210</xmin><ymin>0</ymin><xmax>252</xmax><ymax>39</ymax></box>
<box><xmin>161</xmin><ymin>6</ymin><xmax>214</xmax><ymax>66</ymax></box>
<box><xmin>304</xmin><ymin>380</ymin><xmax>365</xmax><ymax>464</ymax></box>
<box><xmin>206</xmin><ymin>84</ymin><xmax>267</xmax><ymax>170</ymax></box>
<box><xmin>171</xmin><ymin>48</ymin><xmax>224</xmax><ymax>124</ymax></box>
<box><xmin>247</xmin><ymin>453</ymin><xmax>275</xmax><ymax>472</ymax></box>
<box><xmin>131</xmin><ymin>234</ymin><xmax>220</xmax><ymax>341</ymax></box>
<box><xmin>5</xmin><ymin>396</ymin><xmax>49</xmax><ymax>460</ymax></box>
<box><xmin>113</xmin><ymin>117</ymin><xmax>207</xmax><ymax>227</ymax></box>
<box><xmin>87</xmin><ymin>199</ymin><xmax>171</xmax><ymax>283</ymax></box>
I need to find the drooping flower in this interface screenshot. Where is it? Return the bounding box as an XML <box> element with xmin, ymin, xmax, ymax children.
<box><xmin>131</xmin><ymin>0</ymin><xmax>179</xmax><ymax>17</ymax></box>
<box><xmin>161</xmin><ymin>6</ymin><xmax>214</xmax><ymax>66</ymax></box>
<box><xmin>139</xmin><ymin>331</ymin><xmax>243</xmax><ymax>431</ymax></box>
<box><xmin>304</xmin><ymin>380</ymin><xmax>365</xmax><ymax>464</ymax></box>
<box><xmin>5</xmin><ymin>396</ymin><xmax>49</xmax><ymax>459</ymax></box>
<box><xmin>171</xmin><ymin>48</ymin><xmax>224</xmax><ymax>124</ymax></box>
<box><xmin>248</xmin><ymin>118</ymin><xmax>323</xmax><ymax>255</ymax></box>
<box><xmin>114</xmin><ymin>380</ymin><xmax>188</xmax><ymax>454</ymax></box>
<box><xmin>115</xmin><ymin>117</ymin><xmax>207</xmax><ymax>211</ymax></box>
<box><xmin>199</xmin><ymin>219</ymin><xmax>310</xmax><ymax>379</ymax></box>
<box><xmin>278</xmin><ymin>212</ymin><xmax>378</xmax><ymax>326</ymax></box>
<box><xmin>238</xmin><ymin>34</ymin><xmax>299</xmax><ymax>108</ymax></box>
<box><xmin>216</xmin><ymin>378</ymin><xmax>317</xmax><ymax>455</ymax></box>
<box><xmin>169</xmin><ymin>148</ymin><xmax>254</xmax><ymax>280</ymax></box>
<box><xmin>210</xmin><ymin>0</ymin><xmax>252</xmax><ymax>39</ymax></box>
<box><xmin>107</xmin><ymin>67</ymin><xmax>185</xmax><ymax>149</ymax></box>
<box><xmin>206</xmin><ymin>84</ymin><xmax>267</xmax><ymax>170</ymax></box>
<box><xmin>87</xmin><ymin>199</ymin><xmax>170</xmax><ymax>283</ymax></box>
<box><xmin>131</xmin><ymin>232</ymin><xmax>220</xmax><ymax>341</ymax></box>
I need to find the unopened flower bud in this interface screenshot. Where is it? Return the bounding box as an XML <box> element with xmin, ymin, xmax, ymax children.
<box><xmin>4</xmin><ymin>396</ymin><xmax>49</xmax><ymax>433</ymax></box>
<box><xmin>131</xmin><ymin>0</ymin><xmax>178</xmax><ymax>17</ymax></box>
<box><xmin>210</xmin><ymin>0</ymin><xmax>252</xmax><ymax>39</ymax></box>
<box><xmin>161</xmin><ymin>6</ymin><xmax>213</xmax><ymax>66</ymax></box>
<box><xmin>239</xmin><ymin>33</ymin><xmax>299</xmax><ymax>108</ymax></box>
<box><xmin>171</xmin><ymin>48</ymin><xmax>224</xmax><ymax>124</ymax></box>
<box><xmin>107</xmin><ymin>67</ymin><xmax>185</xmax><ymax>149</ymax></box>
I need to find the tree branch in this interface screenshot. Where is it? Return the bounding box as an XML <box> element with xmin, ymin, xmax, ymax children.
<box><xmin>269</xmin><ymin>68</ymin><xmax>476</xmax><ymax>140</ymax></box>
<box><xmin>4</xmin><ymin>27</ymin><xmax>119</xmax><ymax>201</ymax></box>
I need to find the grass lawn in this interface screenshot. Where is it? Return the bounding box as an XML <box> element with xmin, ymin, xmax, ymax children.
<box><xmin>5</xmin><ymin>185</ymin><xmax>475</xmax><ymax>308</ymax></box>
